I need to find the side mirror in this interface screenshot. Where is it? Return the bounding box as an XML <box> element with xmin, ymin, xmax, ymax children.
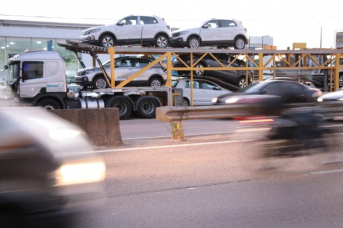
<box><xmin>4</xmin><ymin>65</ymin><xmax>8</xmax><ymax>70</ymax></box>
<box><xmin>117</xmin><ymin>21</ymin><xmax>125</xmax><ymax>26</ymax></box>
<box><xmin>213</xmin><ymin>87</ymin><xmax>221</xmax><ymax>90</ymax></box>
<box><xmin>202</xmin><ymin>24</ymin><xmax>210</xmax><ymax>29</ymax></box>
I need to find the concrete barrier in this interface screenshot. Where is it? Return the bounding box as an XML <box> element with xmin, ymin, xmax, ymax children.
<box><xmin>52</xmin><ymin>108</ymin><xmax>122</xmax><ymax>146</ymax></box>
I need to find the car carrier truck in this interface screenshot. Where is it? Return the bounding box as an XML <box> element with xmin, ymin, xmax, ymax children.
<box><xmin>3</xmin><ymin>44</ymin><xmax>173</xmax><ymax>119</ymax></box>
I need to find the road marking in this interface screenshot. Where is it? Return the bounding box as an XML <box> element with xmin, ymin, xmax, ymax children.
<box><xmin>310</xmin><ymin>168</ymin><xmax>343</xmax><ymax>175</ymax></box>
<box><xmin>122</xmin><ymin>131</ymin><xmax>233</xmax><ymax>140</ymax></box>
<box><xmin>92</xmin><ymin>139</ymin><xmax>254</xmax><ymax>154</ymax></box>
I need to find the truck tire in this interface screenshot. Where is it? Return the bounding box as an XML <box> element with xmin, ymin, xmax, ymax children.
<box><xmin>37</xmin><ymin>98</ymin><xmax>61</xmax><ymax>110</ymax></box>
<box><xmin>137</xmin><ymin>98</ymin><xmax>158</xmax><ymax>118</ymax></box>
<box><xmin>106</xmin><ymin>97</ymin><xmax>132</xmax><ymax>120</ymax></box>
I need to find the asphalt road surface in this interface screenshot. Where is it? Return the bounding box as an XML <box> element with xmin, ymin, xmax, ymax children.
<box><xmin>73</xmin><ymin>121</ymin><xmax>343</xmax><ymax>228</ymax></box>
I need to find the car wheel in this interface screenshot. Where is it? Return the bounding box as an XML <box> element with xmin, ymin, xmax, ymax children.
<box><xmin>149</xmin><ymin>77</ymin><xmax>163</xmax><ymax>87</ymax></box>
<box><xmin>187</xmin><ymin>37</ymin><xmax>200</xmax><ymax>49</ymax></box>
<box><xmin>106</xmin><ymin>97</ymin><xmax>132</xmax><ymax>120</ymax></box>
<box><xmin>100</xmin><ymin>34</ymin><xmax>115</xmax><ymax>47</ymax></box>
<box><xmin>234</xmin><ymin>37</ymin><xmax>245</xmax><ymax>49</ymax></box>
<box><xmin>194</xmin><ymin>63</ymin><xmax>205</xmax><ymax>75</ymax></box>
<box><xmin>183</xmin><ymin>98</ymin><xmax>190</xmax><ymax>106</ymax></box>
<box><xmin>155</xmin><ymin>34</ymin><xmax>168</xmax><ymax>48</ymax></box>
<box><xmin>37</xmin><ymin>98</ymin><xmax>61</xmax><ymax>110</ymax></box>
<box><xmin>137</xmin><ymin>98</ymin><xmax>158</xmax><ymax>118</ymax></box>
<box><xmin>93</xmin><ymin>75</ymin><xmax>108</xmax><ymax>89</ymax></box>
<box><xmin>238</xmin><ymin>77</ymin><xmax>247</xmax><ymax>89</ymax></box>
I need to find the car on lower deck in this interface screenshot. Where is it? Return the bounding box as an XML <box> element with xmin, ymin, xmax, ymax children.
<box><xmin>173</xmin><ymin>53</ymin><xmax>252</xmax><ymax>89</ymax></box>
<box><xmin>75</xmin><ymin>56</ymin><xmax>166</xmax><ymax>89</ymax></box>
<box><xmin>172</xmin><ymin>78</ymin><xmax>232</xmax><ymax>106</ymax></box>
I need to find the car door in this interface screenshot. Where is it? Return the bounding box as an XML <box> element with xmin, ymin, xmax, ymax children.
<box><xmin>183</xmin><ymin>80</ymin><xmax>203</xmax><ymax>105</ymax></box>
<box><xmin>282</xmin><ymin>82</ymin><xmax>306</xmax><ymax>103</ymax></box>
<box><xmin>200</xmin><ymin>80</ymin><xmax>228</xmax><ymax>105</ymax></box>
<box><xmin>220</xmin><ymin>20</ymin><xmax>239</xmax><ymax>42</ymax></box>
<box><xmin>133</xmin><ymin>59</ymin><xmax>153</xmax><ymax>81</ymax></box>
<box><xmin>139</xmin><ymin>16</ymin><xmax>159</xmax><ymax>41</ymax></box>
<box><xmin>200</xmin><ymin>20</ymin><xmax>221</xmax><ymax>45</ymax></box>
<box><xmin>116</xmin><ymin>16</ymin><xmax>142</xmax><ymax>43</ymax></box>
<box><xmin>114</xmin><ymin>58</ymin><xmax>135</xmax><ymax>82</ymax></box>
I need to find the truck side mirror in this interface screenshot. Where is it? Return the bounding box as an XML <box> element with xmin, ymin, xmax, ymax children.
<box><xmin>4</xmin><ymin>65</ymin><xmax>8</xmax><ymax>70</ymax></box>
<box><xmin>21</xmin><ymin>69</ymin><xmax>28</xmax><ymax>82</ymax></box>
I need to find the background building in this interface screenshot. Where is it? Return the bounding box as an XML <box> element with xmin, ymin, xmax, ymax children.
<box><xmin>248</xmin><ymin>36</ymin><xmax>274</xmax><ymax>49</ymax></box>
<box><xmin>0</xmin><ymin>19</ymin><xmax>106</xmax><ymax>83</ymax></box>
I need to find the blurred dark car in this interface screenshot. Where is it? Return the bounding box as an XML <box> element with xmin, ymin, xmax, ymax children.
<box><xmin>0</xmin><ymin>107</ymin><xmax>105</xmax><ymax>228</ymax></box>
<box><xmin>173</xmin><ymin>53</ymin><xmax>252</xmax><ymax>89</ymax></box>
<box><xmin>213</xmin><ymin>80</ymin><xmax>322</xmax><ymax>105</ymax></box>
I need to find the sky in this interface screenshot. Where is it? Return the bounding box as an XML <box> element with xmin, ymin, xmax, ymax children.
<box><xmin>0</xmin><ymin>0</ymin><xmax>343</xmax><ymax>49</ymax></box>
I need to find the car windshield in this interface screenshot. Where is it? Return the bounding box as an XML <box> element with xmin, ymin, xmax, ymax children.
<box><xmin>239</xmin><ymin>81</ymin><xmax>269</xmax><ymax>93</ymax></box>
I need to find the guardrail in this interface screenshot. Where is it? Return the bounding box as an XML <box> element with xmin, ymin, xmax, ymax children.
<box><xmin>156</xmin><ymin>101</ymin><xmax>343</xmax><ymax>122</ymax></box>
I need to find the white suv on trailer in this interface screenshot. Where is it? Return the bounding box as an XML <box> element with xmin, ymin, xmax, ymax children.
<box><xmin>170</xmin><ymin>18</ymin><xmax>248</xmax><ymax>49</ymax></box>
<box><xmin>81</xmin><ymin>15</ymin><xmax>172</xmax><ymax>48</ymax></box>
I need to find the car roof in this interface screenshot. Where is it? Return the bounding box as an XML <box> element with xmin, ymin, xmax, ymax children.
<box><xmin>115</xmin><ymin>56</ymin><xmax>155</xmax><ymax>61</ymax></box>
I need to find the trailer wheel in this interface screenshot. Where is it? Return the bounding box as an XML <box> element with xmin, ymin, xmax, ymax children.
<box><xmin>37</xmin><ymin>98</ymin><xmax>61</xmax><ymax>110</ymax></box>
<box><xmin>106</xmin><ymin>97</ymin><xmax>132</xmax><ymax>120</ymax></box>
<box><xmin>137</xmin><ymin>98</ymin><xmax>158</xmax><ymax>118</ymax></box>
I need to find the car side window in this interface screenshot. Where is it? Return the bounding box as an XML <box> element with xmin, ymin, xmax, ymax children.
<box><xmin>201</xmin><ymin>81</ymin><xmax>217</xmax><ymax>90</ymax></box>
<box><xmin>185</xmin><ymin>81</ymin><xmax>200</xmax><ymax>89</ymax></box>
<box><xmin>221</xmin><ymin>20</ymin><xmax>237</xmax><ymax>27</ymax></box>
<box><xmin>135</xmin><ymin>59</ymin><xmax>150</xmax><ymax>67</ymax></box>
<box><xmin>262</xmin><ymin>82</ymin><xmax>282</xmax><ymax>95</ymax></box>
<box><xmin>140</xmin><ymin>16</ymin><xmax>158</xmax><ymax>25</ymax></box>
<box><xmin>285</xmin><ymin>82</ymin><xmax>304</xmax><ymax>95</ymax></box>
<box><xmin>205</xmin><ymin>20</ymin><xmax>220</xmax><ymax>28</ymax></box>
<box><xmin>119</xmin><ymin>16</ymin><xmax>137</xmax><ymax>25</ymax></box>
<box><xmin>116</xmin><ymin>59</ymin><xmax>132</xmax><ymax>67</ymax></box>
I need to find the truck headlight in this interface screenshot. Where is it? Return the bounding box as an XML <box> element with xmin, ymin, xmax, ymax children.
<box><xmin>54</xmin><ymin>161</ymin><xmax>106</xmax><ymax>186</ymax></box>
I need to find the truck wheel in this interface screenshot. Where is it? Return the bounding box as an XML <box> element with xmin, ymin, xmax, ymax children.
<box><xmin>149</xmin><ymin>77</ymin><xmax>163</xmax><ymax>87</ymax></box>
<box><xmin>137</xmin><ymin>98</ymin><xmax>158</xmax><ymax>118</ymax></box>
<box><xmin>37</xmin><ymin>98</ymin><xmax>61</xmax><ymax>110</ymax></box>
<box><xmin>155</xmin><ymin>34</ymin><xmax>168</xmax><ymax>48</ymax></box>
<box><xmin>106</xmin><ymin>97</ymin><xmax>132</xmax><ymax>120</ymax></box>
<box><xmin>93</xmin><ymin>75</ymin><xmax>108</xmax><ymax>89</ymax></box>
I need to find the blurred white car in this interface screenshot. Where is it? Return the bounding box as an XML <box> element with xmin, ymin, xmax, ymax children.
<box><xmin>172</xmin><ymin>78</ymin><xmax>232</xmax><ymax>106</ymax></box>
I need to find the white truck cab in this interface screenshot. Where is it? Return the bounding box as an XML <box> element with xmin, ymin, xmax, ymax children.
<box><xmin>7</xmin><ymin>50</ymin><xmax>67</xmax><ymax>98</ymax></box>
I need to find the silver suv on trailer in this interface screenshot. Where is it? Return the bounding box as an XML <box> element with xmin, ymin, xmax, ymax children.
<box><xmin>170</xmin><ymin>18</ymin><xmax>248</xmax><ymax>49</ymax></box>
<box><xmin>81</xmin><ymin>15</ymin><xmax>172</xmax><ymax>48</ymax></box>
<box><xmin>75</xmin><ymin>56</ymin><xmax>167</xmax><ymax>89</ymax></box>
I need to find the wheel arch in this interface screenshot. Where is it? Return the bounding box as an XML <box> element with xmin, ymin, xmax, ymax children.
<box><xmin>234</xmin><ymin>34</ymin><xmax>247</xmax><ymax>44</ymax></box>
<box><xmin>99</xmin><ymin>32</ymin><xmax>117</xmax><ymax>42</ymax></box>
<box><xmin>187</xmin><ymin>34</ymin><xmax>202</xmax><ymax>43</ymax></box>
<box><xmin>154</xmin><ymin>32</ymin><xmax>170</xmax><ymax>40</ymax></box>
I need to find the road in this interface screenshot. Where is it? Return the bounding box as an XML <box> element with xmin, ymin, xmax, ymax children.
<box><xmin>73</xmin><ymin>119</ymin><xmax>343</xmax><ymax>228</ymax></box>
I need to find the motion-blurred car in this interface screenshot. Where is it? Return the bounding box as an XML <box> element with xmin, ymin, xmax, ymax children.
<box><xmin>213</xmin><ymin>80</ymin><xmax>322</xmax><ymax>105</ymax></box>
<box><xmin>0</xmin><ymin>107</ymin><xmax>106</xmax><ymax>228</ymax></box>
<box><xmin>170</xmin><ymin>19</ymin><xmax>248</xmax><ymax>49</ymax></box>
<box><xmin>317</xmin><ymin>88</ymin><xmax>343</xmax><ymax>102</ymax></box>
<box><xmin>75</xmin><ymin>56</ymin><xmax>166</xmax><ymax>89</ymax></box>
<box><xmin>80</xmin><ymin>15</ymin><xmax>172</xmax><ymax>48</ymax></box>
<box><xmin>172</xmin><ymin>78</ymin><xmax>232</xmax><ymax>106</ymax></box>
<box><xmin>173</xmin><ymin>53</ymin><xmax>252</xmax><ymax>89</ymax></box>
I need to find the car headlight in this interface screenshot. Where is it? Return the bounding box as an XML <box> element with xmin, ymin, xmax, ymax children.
<box><xmin>54</xmin><ymin>161</ymin><xmax>106</xmax><ymax>186</ymax></box>
<box><xmin>338</xmin><ymin>98</ymin><xmax>343</xmax><ymax>101</ymax></box>
<box><xmin>317</xmin><ymin>97</ymin><xmax>323</xmax><ymax>102</ymax></box>
<box><xmin>179</xmin><ymin>31</ymin><xmax>189</xmax><ymax>35</ymax></box>
<box><xmin>212</xmin><ymin>97</ymin><xmax>218</xmax><ymax>103</ymax></box>
<box><xmin>84</xmin><ymin>28</ymin><xmax>101</xmax><ymax>35</ymax></box>
<box><xmin>225</xmin><ymin>97</ymin><xmax>239</xmax><ymax>104</ymax></box>
<box><xmin>49</xmin><ymin>129</ymin><xmax>81</xmax><ymax>140</ymax></box>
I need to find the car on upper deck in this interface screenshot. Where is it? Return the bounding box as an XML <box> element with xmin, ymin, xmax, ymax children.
<box><xmin>170</xmin><ymin>18</ymin><xmax>248</xmax><ymax>49</ymax></box>
<box><xmin>80</xmin><ymin>15</ymin><xmax>172</xmax><ymax>48</ymax></box>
